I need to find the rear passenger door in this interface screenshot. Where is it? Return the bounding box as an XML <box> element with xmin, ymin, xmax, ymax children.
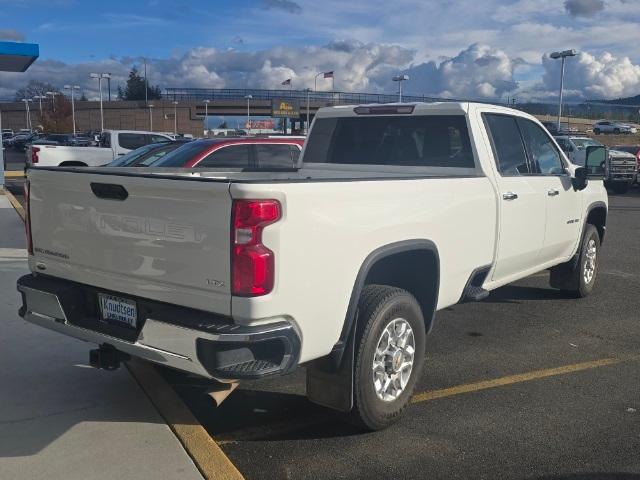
<box><xmin>517</xmin><ymin>118</ymin><xmax>581</xmax><ymax>263</ymax></box>
<box><xmin>483</xmin><ymin>113</ymin><xmax>546</xmax><ymax>281</ymax></box>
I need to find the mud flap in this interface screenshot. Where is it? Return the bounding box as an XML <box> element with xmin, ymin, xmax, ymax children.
<box><xmin>305</xmin><ymin>318</ymin><xmax>356</xmax><ymax>412</ymax></box>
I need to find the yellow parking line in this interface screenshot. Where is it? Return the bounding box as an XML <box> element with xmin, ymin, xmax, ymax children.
<box><xmin>4</xmin><ymin>171</ymin><xmax>25</xmax><ymax>178</ymax></box>
<box><xmin>412</xmin><ymin>356</ymin><xmax>625</xmax><ymax>404</ymax></box>
<box><xmin>2</xmin><ymin>188</ymin><xmax>26</xmax><ymax>221</ymax></box>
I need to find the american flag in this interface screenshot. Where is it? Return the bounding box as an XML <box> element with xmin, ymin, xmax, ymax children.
<box><xmin>281</xmin><ymin>78</ymin><xmax>291</xmax><ymax>85</ymax></box>
<box><xmin>323</xmin><ymin>71</ymin><xmax>334</xmax><ymax>78</ymax></box>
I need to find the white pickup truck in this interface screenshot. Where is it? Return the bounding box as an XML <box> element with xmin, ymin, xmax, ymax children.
<box><xmin>17</xmin><ymin>103</ymin><xmax>608</xmax><ymax>430</ymax></box>
<box><xmin>26</xmin><ymin>130</ymin><xmax>173</xmax><ymax>168</ymax></box>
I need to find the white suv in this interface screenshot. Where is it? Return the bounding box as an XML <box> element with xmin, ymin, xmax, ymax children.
<box><xmin>592</xmin><ymin>120</ymin><xmax>638</xmax><ymax>135</ymax></box>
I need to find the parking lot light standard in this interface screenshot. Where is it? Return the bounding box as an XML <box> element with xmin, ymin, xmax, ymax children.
<box><xmin>304</xmin><ymin>88</ymin><xmax>312</xmax><ymax>134</ymax></box>
<box><xmin>64</xmin><ymin>85</ymin><xmax>80</xmax><ymax>137</ymax></box>
<box><xmin>550</xmin><ymin>49</ymin><xmax>578</xmax><ymax>133</ymax></box>
<box><xmin>392</xmin><ymin>74</ymin><xmax>410</xmax><ymax>103</ymax></box>
<box><xmin>244</xmin><ymin>94</ymin><xmax>252</xmax><ymax>134</ymax></box>
<box><xmin>90</xmin><ymin>73</ymin><xmax>111</xmax><ymax>131</ymax></box>
<box><xmin>147</xmin><ymin>104</ymin><xmax>154</xmax><ymax>132</ymax></box>
<box><xmin>21</xmin><ymin>98</ymin><xmax>32</xmax><ymax>130</ymax></box>
<box><xmin>172</xmin><ymin>101</ymin><xmax>178</xmax><ymax>135</ymax></box>
<box><xmin>203</xmin><ymin>99</ymin><xmax>210</xmax><ymax>135</ymax></box>
<box><xmin>33</xmin><ymin>95</ymin><xmax>45</xmax><ymax>117</ymax></box>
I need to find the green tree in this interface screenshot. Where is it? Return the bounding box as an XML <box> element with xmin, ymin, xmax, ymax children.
<box><xmin>118</xmin><ymin>67</ymin><xmax>162</xmax><ymax>101</ymax></box>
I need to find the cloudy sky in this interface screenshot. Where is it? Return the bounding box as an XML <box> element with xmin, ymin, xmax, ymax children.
<box><xmin>1</xmin><ymin>0</ymin><xmax>640</xmax><ymax>102</ymax></box>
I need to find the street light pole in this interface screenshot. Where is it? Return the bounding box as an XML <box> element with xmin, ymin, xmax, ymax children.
<box><xmin>392</xmin><ymin>74</ymin><xmax>410</xmax><ymax>102</ymax></box>
<box><xmin>90</xmin><ymin>73</ymin><xmax>111</xmax><ymax>131</ymax></box>
<box><xmin>64</xmin><ymin>85</ymin><xmax>80</xmax><ymax>136</ymax></box>
<box><xmin>148</xmin><ymin>104</ymin><xmax>154</xmax><ymax>131</ymax></box>
<box><xmin>244</xmin><ymin>94</ymin><xmax>252</xmax><ymax>134</ymax></box>
<box><xmin>304</xmin><ymin>88</ymin><xmax>311</xmax><ymax>134</ymax></box>
<box><xmin>172</xmin><ymin>101</ymin><xmax>178</xmax><ymax>135</ymax></box>
<box><xmin>22</xmin><ymin>99</ymin><xmax>32</xmax><ymax>130</ymax></box>
<box><xmin>203</xmin><ymin>99</ymin><xmax>210</xmax><ymax>136</ymax></box>
<box><xmin>550</xmin><ymin>49</ymin><xmax>578</xmax><ymax>132</ymax></box>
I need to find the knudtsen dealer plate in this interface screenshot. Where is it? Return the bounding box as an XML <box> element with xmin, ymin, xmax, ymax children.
<box><xmin>98</xmin><ymin>293</ymin><xmax>137</xmax><ymax>328</ymax></box>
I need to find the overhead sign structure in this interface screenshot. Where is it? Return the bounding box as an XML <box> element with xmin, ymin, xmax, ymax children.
<box><xmin>1</xmin><ymin>41</ymin><xmax>39</xmax><ymax>188</ymax></box>
<box><xmin>271</xmin><ymin>99</ymin><xmax>300</xmax><ymax>118</ymax></box>
<box><xmin>0</xmin><ymin>41</ymin><xmax>39</xmax><ymax>72</ymax></box>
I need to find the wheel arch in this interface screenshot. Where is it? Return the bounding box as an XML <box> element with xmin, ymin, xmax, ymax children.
<box><xmin>333</xmin><ymin>239</ymin><xmax>440</xmax><ymax>366</ymax></box>
<box><xmin>585</xmin><ymin>201</ymin><xmax>607</xmax><ymax>244</ymax></box>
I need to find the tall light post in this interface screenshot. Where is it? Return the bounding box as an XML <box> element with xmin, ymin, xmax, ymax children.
<box><xmin>172</xmin><ymin>101</ymin><xmax>178</xmax><ymax>135</ymax></box>
<box><xmin>244</xmin><ymin>94</ymin><xmax>252</xmax><ymax>134</ymax></box>
<box><xmin>203</xmin><ymin>99</ymin><xmax>210</xmax><ymax>135</ymax></box>
<box><xmin>148</xmin><ymin>104</ymin><xmax>154</xmax><ymax>131</ymax></box>
<box><xmin>64</xmin><ymin>85</ymin><xmax>80</xmax><ymax>136</ymax></box>
<box><xmin>392</xmin><ymin>74</ymin><xmax>410</xmax><ymax>103</ymax></box>
<box><xmin>90</xmin><ymin>73</ymin><xmax>111</xmax><ymax>131</ymax></box>
<box><xmin>33</xmin><ymin>95</ymin><xmax>45</xmax><ymax>117</ymax></box>
<box><xmin>304</xmin><ymin>88</ymin><xmax>312</xmax><ymax>134</ymax></box>
<box><xmin>22</xmin><ymin>98</ymin><xmax>32</xmax><ymax>130</ymax></box>
<box><xmin>550</xmin><ymin>49</ymin><xmax>578</xmax><ymax>132</ymax></box>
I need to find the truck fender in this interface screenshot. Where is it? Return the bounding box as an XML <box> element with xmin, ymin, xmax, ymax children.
<box><xmin>306</xmin><ymin>240</ymin><xmax>440</xmax><ymax>412</ymax></box>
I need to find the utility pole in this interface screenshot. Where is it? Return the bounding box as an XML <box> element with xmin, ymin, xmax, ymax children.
<box><xmin>304</xmin><ymin>88</ymin><xmax>311</xmax><ymax>134</ymax></box>
<box><xmin>148</xmin><ymin>104</ymin><xmax>154</xmax><ymax>131</ymax></box>
<box><xmin>107</xmin><ymin>73</ymin><xmax>112</xmax><ymax>101</ymax></box>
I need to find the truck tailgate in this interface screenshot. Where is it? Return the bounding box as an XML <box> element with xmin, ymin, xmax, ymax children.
<box><xmin>28</xmin><ymin>169</ymin><xmax>233</xmax><ymax>315</ymax></box>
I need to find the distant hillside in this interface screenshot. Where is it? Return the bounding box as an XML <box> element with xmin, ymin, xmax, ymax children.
<box><xmin>597</xmin><ymin>94</ymin><xmax>640</xmax><ymax>106</ymax></box>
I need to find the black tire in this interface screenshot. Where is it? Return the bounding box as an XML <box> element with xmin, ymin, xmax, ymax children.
<box><xmin>613</xmin><ymin>128</ymin><xmax>620</xmax><ymax>134</ymax></box>
<box><xmin>612</xmin><ymin>183</ymin><xmax>630</xmax><ymax>194</ymax></box>
<box><xmin>593</xmin><ymin>128</ymin><xmax>600</xmax><ymax>135</ymax></box>
<box><xmin>349</xmin><ymin>285</ymin><xmax>426</xmax><ymax>431</ymax></box>
<box><xmin>549</xmin><ymin>224</ymin><xmax>600</xmax><ymax>297</ymax></box>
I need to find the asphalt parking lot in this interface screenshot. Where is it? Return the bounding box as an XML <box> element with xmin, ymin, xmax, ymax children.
<box><xmin>3</xmin><ymin>148</ymin><xmax>640</xmax><ymax>480</ymax></box>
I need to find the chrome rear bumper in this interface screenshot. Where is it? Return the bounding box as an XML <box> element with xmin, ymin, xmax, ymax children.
<box><xmin>17</xmin><ymin>274</ymin><xmax>300</xmax><ymax>380</ymax></box>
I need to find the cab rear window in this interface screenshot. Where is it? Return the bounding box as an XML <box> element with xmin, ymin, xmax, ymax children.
<box><xmin>304</xmin><ymin>115</ymin><xmax>476</xmax><ymax>171</ymax></box>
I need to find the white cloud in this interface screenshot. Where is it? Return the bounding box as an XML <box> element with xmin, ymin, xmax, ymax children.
<box><xmin>541</xmin><ymin>50</ymin><xmax>640</xmax><ymax>99</ymax></box>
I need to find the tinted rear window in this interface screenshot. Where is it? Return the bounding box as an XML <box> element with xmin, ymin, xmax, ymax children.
<box><xmin>304</xmin><ymin>115</ymin><xmax>475</xmax><ymax>171</ymax></box>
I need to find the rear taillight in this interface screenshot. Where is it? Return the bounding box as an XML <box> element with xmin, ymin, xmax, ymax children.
<box><xmin>24</xmin><ymin>180</ymin><xmax>33</xmax><ymax>255</ymax></box>
<box><xmin>231</xmin><ymin>199</ymin><xmax>281</xmax><ymax>296</ymax></box>
<box><xmin>31</xmin><ymin>147</ymin><xmax>39</xmax><ymax>164</ymax></box>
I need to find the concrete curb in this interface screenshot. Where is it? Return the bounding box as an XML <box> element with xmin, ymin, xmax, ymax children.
<box><xmin>127</xmin><ymin>360</ymin><xmax>244</xmax><ymax>480</ymax></box>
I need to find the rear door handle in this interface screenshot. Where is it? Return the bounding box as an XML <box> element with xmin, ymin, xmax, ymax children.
<box><xmin>547</xmin><ymin>189</ymin><xmax>560</xmax><ymax>197</ymax></box>
<box><xmin>502</xmin><ymin>192</ymin><xmax>518</xmax><ymax>200</ymax></box>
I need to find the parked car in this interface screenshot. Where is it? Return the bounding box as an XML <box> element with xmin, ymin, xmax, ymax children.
<box><xmin>554</xmin><ymin>135</ymin><xmax>637</xmax><ymax>193</ymax></box>
<box><xmin>26</xmin><ymin>130</ymin><xmax>173</xmax><ymax>168</ymax></box>
<box><xmin>1</xmin><ymin>128</ymin><xmax>13</xmax><ymax>137</ymax></box>
<box><xmin>30</xmin><ymin>133</ymin><xmax>91</xmax><ymax>147</ymax></box>
<box><xmin>19</xmin><ymin>102</ymin><xmax>608</xmax><ymax>430</ymax></box>
<box><xmin>592</xmin><ymin>120</ymin><xmax>638</xmax><ymax>135</ymax></box>
<box><xmin>150</xmin><ymin>137</ymin><xmax>304</xmax><ymax>168</ymax></box>
<box><xmin>106</xmin><ymin>140</ymin><xmax>191</xmax><ymax>167</ymax></box>
<box><xmin>12</xmin><ymin>132</ymin><xmax>42</xmax><ymax>151</ymax></box>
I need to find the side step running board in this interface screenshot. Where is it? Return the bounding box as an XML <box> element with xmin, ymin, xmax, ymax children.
<box><xmin>460</xmin><ymin>265</ymin><xmax>492</xmax><ymax>303</ymax></box>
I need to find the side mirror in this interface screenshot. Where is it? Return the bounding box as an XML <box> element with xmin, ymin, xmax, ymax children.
<box><xmin>572</xmin><ymin>166</ymin><xmax>588</xmax><ymax>191</ymax></box>
<box><xmin>584</xmin><ymin>145</ymin><xmax>607</xmax><ymax>179</ymax></box>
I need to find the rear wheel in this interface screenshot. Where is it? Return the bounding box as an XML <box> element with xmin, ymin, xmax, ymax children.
<box><xmin>593</xmin><ymin>128</ymin><xmax>601</xmax><ymax>135</ymax></box>
<box><xmin>549</xmin><ymin>224</ymin><xmax>600</xmax><ymax>297</ymax></box>
<box><xmin>613</xmin><ymin>128</ymin><xmax>620</xmax><ymax>134</ymax></box>
<box><xmin>349</xmin><ymin>285</ymin><xmax>426</xmax><ymax>431</ymax></box>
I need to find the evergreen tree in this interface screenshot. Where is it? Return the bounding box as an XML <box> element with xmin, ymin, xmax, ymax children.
<box><xmin>119</xmin><ymin>67</ymin><xmax>162</xmax><ymax>101</ymax></box>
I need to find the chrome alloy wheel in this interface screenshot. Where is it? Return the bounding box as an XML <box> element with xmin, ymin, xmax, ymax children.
<box><xmin>583</xmin><ymin>239</ymin><xmax>597</xmax><ymax>284</ymax></box>
<box><xmin>372</xmin><ymin>318</ymin><xmax>415</xmax><ymax>402</ymax></box>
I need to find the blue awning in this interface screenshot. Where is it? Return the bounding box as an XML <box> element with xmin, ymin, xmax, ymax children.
<box><xmin>0</xmin><ymin>41</ymin><xmax>39</xmax><ymax>72</ymax></box>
